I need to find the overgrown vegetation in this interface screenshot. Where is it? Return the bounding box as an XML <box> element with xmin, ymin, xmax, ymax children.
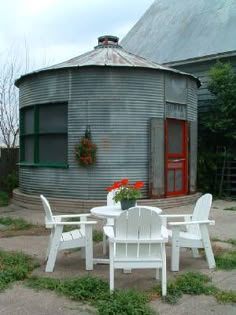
<box><xmin>0</xmin><ymin>250</ymin><xmax>37</xmax><ymax>292</ymax></box>
<box><xmin>4</xmin><ymin>171</ymin><xmax>19</xmax><ymax>195</ymax></box>
<box><xmin>224</xmin><ymin>206</ymin><xmax>236</xmax><ymax>211</ymax></box>
<box><xmin>25</xmin><ymin>276</ymin><xmax>154</xmax><ymax>315</ymax></box>
<box><xmin>197</xmin><ymin>61</ymin><xmax>236</xmax><ymax>195</ymax></box>
<box><xmin>0</xmin><ymin>217</ymin><xmax>32</xmax><ymax>230</ymax></box>
<box><xmin>152</xmin><ymin>271</ymin><xmax>236</xmax><ymax>305</ymax></box>
<box><xmin>215</xmin><ymin>251</ymin><xmax>236</xmax><ymax>270</ymax></box>
<box><xmin>0</xmin><ymin>191</ymin><xmax>9</xmax><ymax>206</ymax></box>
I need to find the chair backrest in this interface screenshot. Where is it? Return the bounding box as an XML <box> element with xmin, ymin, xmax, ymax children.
<box><xmin>114</xmin><ymin>206</ymin><xmax>164</xmax><ymax>258</ymax></box>
<box><xmin>40</xmin><ymin>194</ymin><xmax>54</xmax><ymax>226</ymax></box>
<box><xmin>188</xmin><ymin>193</ymin><xmax>213</xmax><ymax>235</ymax></box>
<box><xmin>107</xmin><ymin>189</ymin><xmax>121</xmax><ymax>209</ymax></box>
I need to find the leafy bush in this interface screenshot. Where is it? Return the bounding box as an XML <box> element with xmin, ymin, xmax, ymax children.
<box><xmin>97</xmin><ymin>290</ymin><xmax>154</xmax><ymax>315</ymax></box>
<box><xmin>4</xmin><ymin>171</ymin><xmax>19</xmax><ymax>195</ymax></box>
<box><xmin>0</xmin><ymin>191</ymin><xmax>9</xmax><ymax>206</ymax></box>
<box><xmin>0</xmin><ymin>250</ymin><xmax>37</xmax><ymax>291</ymax></box>
<box><xmin>0</xmin><ymin>217</ymin><xmax>32</xmax><ymax>230</ymax></box>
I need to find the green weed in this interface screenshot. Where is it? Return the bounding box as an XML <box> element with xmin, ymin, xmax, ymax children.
<box><xmin>0</xmin><ymin>217</ymin><xmax>32</xmax><ymax>230</ymax></box>
<box><xmin>224</xmin><ymin>206</ymin><xmax>236</xmax><ymax>211</ymax></box>
<box><xmin>93</xmin><ymin>229</ymin><xmax>103</xmax><ymax>243</ymax></box>
<box><xmin>214</xmin><ymin>290</ymin><xmax>236</xmax><ymax>304</ymax></box>
<box><xmin>0</xmin><ymin>191</ymin><xmax>9</xmax><ymax>207</ymax></box>
<box><xmin>97</xmin><ymin>290</ymin><xmax>154</xmax><ymax>315</ymax></box>
<box><xmin>215</xmin><ymin>251</ymin><xmax>236</xmax><ymax>270</ymax></box>
<box><xmin>25</xmin><ymin>276</ymin><xmax>154</xmax><ymax>315</ymax></box>
<box><xmin>0</xmin><ymin>250</ymin><xmax>37</xmax><ymax>291</ymax></box>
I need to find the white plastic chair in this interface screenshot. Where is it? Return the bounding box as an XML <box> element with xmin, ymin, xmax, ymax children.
<box><xmin>104</xmin><ymin>206</ymin><xmax>168</xmax><ymax>295</ymax></box>
<box><xmin>40</xmin><ymin>195</ymin><xmax>96</xmax><ymax>272</ymax></box>
<box><xmin>102</xmin><ymin>190</ymin><xmax>121</xmax><ymax>255</ymax></box>
<box><xmin>162</xmin><ymin>193</ymin><xmax>215</xmax><ymax>272</ymax></box>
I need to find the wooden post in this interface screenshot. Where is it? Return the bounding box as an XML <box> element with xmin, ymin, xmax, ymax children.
<box><xmin>149</xmin><ymin>118</ymin><xmax>165</xmax><ymax>198</ymax></box>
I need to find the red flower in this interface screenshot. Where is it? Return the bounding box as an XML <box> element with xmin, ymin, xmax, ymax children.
<box><xmin>106</xmin><ymin>186</ymin><xmax>114</xmax><ymax>192</ymax></box>
<box><xmin>134</xmin><ymin>181</ymin><xmax>145</xmax><ymax>189</ymax></box>
<box><xmin>121</xmin><ymin>178</ymin><xmax>129</xmax><ymax>186</ymax></box>
<box><xmin>112</xmin><ymin>181</ymin><xmax>121</xmax><ymax>189</ymax></box>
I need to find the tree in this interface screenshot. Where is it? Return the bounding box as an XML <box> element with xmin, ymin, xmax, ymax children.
<box><xmin>197</xmin><ymin>61</ymin><xmax>236</xmax><ymax>194</ymax></box>
<box><xmin>0</xmin><ymin>59</ymin><xmax>20</xmax><ymax>148</ymax></box>
<box><xmin>202</xmin><ymin>62</ymin><xmax>236</xmax><ymax>149</ymax></box>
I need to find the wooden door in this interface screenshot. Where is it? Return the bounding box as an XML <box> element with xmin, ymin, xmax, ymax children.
<box><xmin>165</xmin><ymin>119</ymin><xmax>188</xmax><ymax>197</ymax></box>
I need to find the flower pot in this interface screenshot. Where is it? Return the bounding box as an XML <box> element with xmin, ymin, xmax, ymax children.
<box><xmin>120</xmin><ymin>199</ymin><xmax>136</xmax><ymax>210</ymax></box>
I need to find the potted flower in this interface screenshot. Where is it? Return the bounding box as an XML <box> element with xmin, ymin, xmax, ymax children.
<box><xmin>106</xmin><ymin>178</ymin><xmax>144</xmax><ymax>210</ymax></box>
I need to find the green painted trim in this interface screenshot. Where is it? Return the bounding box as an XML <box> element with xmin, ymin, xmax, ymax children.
<box><xmin>19</xmin><ymin>103</ymin><xmax>68</xmax><ymax>165</ymax></box>
<box><xmin>18</xmin><ymin>162</ymin><xmax>69</xmax><ymax>168</ymax></box>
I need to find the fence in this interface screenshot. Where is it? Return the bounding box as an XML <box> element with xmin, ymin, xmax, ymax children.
<box><xmin>0</xmin><ymin>147</ymin><xmax>19</xmax><ymax>192</ymax></box>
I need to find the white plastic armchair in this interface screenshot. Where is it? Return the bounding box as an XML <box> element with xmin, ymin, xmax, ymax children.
<box><xmin>104</xmin><ymin>206</ymin><xmax>168</xmax><ymax>295</ymax></box>
<box><xmin>102</xmin><ymin>190</ymin><xmax>121</xmax><ymax>255</ymax></box>
<box><xmin>40</xmin><ymin>195</ymin><xmax>97</xmax><ymax>272</ymax></box>
<box><xmin>161</xmin><ymin>193</ymin><xmax>215</xmax><ymax>272</ymax></box>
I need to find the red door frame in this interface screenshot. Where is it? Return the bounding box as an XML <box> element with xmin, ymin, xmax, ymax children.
<box><xmin>165</xmin><ymin>119</ymin><xmax>188</xmax><ymax>197</ymax></box>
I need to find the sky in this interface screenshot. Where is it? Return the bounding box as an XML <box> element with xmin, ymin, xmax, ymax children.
<box><xmin>0</xmin><ymin>0</ymin><xmax>154</xmax><ymax>73</ymax></box>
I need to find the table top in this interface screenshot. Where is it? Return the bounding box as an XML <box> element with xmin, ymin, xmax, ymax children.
<box><xmin>90</xmin><ymin>205</ymin><xmax>162</xmax><ymax>219</ymax></box>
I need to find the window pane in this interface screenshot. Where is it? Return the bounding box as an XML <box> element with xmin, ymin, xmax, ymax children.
<box><xmin>39</xmin><ymin>135</ymin><xmax>67</xmax><ymax>163</ymax></box>
<box><xmin>23</xmin><ymin>108</ymin><xmax>34</xmax><ymax>134</ymax></box>
<box><xmin>176</xmin><ymin>170</ymin><xmax>183</xmax><ymax>191</ymax></box>
<box><xmin>24</xmin><ymin>136</ymin><xmax>34</xmax><ymax>162</ymax></box>
<box><xmin>168</xmin><ymin>120</ymin><xmax>183</xmax><ymax>154</ymax></box>
<box><xmin>168</xmin><ymin>170</ymin><xmax>174</xmax><ymax>192</ymax></box>
<box><xmin>39</xmin><ymin>104</ymin><xmax>67</xmax><ymax>133</ymax></box>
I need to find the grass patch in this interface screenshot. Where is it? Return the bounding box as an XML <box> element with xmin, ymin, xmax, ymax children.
<box><xmin>0</xmin><ymin>191</ymin><xmax>9</xmax><ymax>207</ymax></box>
<box><xmin>153</xmin><ymin>272</ymin><xmax>218</xmax><ymax>305</ymax></box>
<box><xmin>0</xmin><ymin>217</ymin><xmax>33</xmax><ymax>231</ymax></box>
<box><xmin>215</xmin><ymin>290</ymin><xmax>236</xmax><ymax>304</ymax></box>
<box><xmin>0</xmin><ymin>249</ymin><xmax>37</xmax><ymax>291</ymax></box>
<box><xmin>25</xmin><ymin>276</ymin><xmax>154</xmax><ymax>315</ymax></box>
<box><xmin>224</xmin><ymin>206</ymin><xmax>236</xmax><ymax>211</ymax></box>
<box><xmin>215</xmin><ymin>251</ymin><xmax>236</xmax><ymax>270</ymax></box>
<box><xmin>93</xmin><ymin>229</ymin><xmax>103</xmax><ymax>243</ymax></box>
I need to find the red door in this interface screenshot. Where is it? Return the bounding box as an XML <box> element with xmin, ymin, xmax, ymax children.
<box><xmin>165</xmin><ymin>119</ymin><xmax>188</xmax><ymax>197</ymax></box>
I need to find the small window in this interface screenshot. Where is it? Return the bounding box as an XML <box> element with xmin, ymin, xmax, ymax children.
<box><xmin>20</xmin><ymin>103</ymin><xmax>68</xmax><ymax>167</ymax></box>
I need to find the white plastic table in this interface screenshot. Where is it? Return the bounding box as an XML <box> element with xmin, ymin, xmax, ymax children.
<box><xmin>90</xmin><ymin>205</ymin><xmax>162</xmax><ymax>265</ymax></box>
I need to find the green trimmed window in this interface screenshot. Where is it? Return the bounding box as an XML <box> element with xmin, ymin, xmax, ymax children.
<box><xmin>20</xmin><ymin>103</ymin><xmax>68</xmax><ymax>167</ymax></box>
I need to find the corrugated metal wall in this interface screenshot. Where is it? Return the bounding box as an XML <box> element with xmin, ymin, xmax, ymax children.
<box><xmin>19</xmin><ymin>66</ymin><xmax>198</xmax><ymax>199</ymax></box>
<box><xmin>173</xmin><ymin>55</ymin><xmax>236</xmax><ymax>112</ymax></box>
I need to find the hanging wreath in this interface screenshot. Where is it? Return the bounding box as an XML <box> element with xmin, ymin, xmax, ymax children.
<box><xmin>74</xmin><ymin>132</ymin><xmax>97</xmax><ymax>167</ymax></box>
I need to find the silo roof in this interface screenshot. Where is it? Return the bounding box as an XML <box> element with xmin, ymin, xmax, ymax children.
<box><xmin>121</xmin><ymin>0</ymin><xmax>236</xmax><ymax>64</ymax></box>
<box><xmin>15</xmin><ymin>35</ymin><xmax>200</xmax><ymax>87</ymax></box>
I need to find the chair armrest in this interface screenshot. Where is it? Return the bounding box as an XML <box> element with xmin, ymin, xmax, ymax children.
<box><xmin>53</xmin><ymin>214</ymin><xmax>91</xmax><ymax>219</ymax></box>
<box><xmin>161</xmin><ymin>214</ymin><xmax>192</xmax><ymax>227</ymax></box>
<box><xmin>161</xmin><ymin>214</ymin><xmax>192</xmax><ymax>219</ymax></box>
<box><xmin>103</xmin><ymin>226</ymin><xmax>114</xmax><ymax>239</ymax></box>
<box><xmin>168</xmin><ymin>220</ymin><xmax>215</xmax><ymax>227</ymax></box>
<box><xmin>55</xmin><ymin>221</ymin><xmax>97</xmax><ymax>225</ymax></box>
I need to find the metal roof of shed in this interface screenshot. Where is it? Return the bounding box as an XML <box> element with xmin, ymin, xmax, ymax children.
<box><xmin>121</xmin><ymin>0</ymin><xmax>236</xmax><ymax>64</ymax></box>
<box><xmin>15</xmin><ymin>35</ymin><xmax>200</xmax><ymax>87</ymax></box>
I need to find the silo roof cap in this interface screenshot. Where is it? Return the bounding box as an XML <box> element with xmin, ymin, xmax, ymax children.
<box><xmin>15</xmin><ymin>35</ymin><xmax>201</xmax><ymax>87</ymax></box>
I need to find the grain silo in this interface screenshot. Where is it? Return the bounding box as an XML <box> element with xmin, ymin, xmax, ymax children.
<box><xmin>14</xmin><ymin>35</ymin><xmax>200</xmax><ymax>211</ymax></box>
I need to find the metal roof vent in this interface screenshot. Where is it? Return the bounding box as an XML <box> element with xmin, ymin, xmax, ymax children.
<box><xmin>95</xmin><ymin>35</ymin><xmax>121</xmax><ymax>49</ymax></box>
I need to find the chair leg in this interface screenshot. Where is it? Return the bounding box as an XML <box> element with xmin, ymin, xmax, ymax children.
<box><xmin>200</xmin><ymin>224</ymin><xmax>216</xmax><ymax>269</ymax></box>
<box><xmin>161</xmin><ymin>245</ymin><xmax>167</xmax><ymax>296</ymax></box>
<box><xmin>84</xmin><ymin>225</ymin><xmax>93</xmax><ymax>270</ymax></box>
<box><xmin>171</xmin><ymin>227</ymin><xmax>180</xmax><ymax>272</ymax></box>
<box><xmin>103</xmin><ymin>232</ymin><xmax>107</xmax><ymax>255</ymax></box>
<box><xmin>46</xmin><ymin>226</ymin><xmax>63</xmax><ymax>272</ymax></box>
<box><xmin>109</xmin><ymin>244</ymin><xmax>114</xmax><ymax>292</ymax></box>
<box><xmin>192</xmin><ymin>248</ymin><xmax>200</xmax><ymax>258</ymax></box>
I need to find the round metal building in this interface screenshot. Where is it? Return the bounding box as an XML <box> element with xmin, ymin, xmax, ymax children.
<box><xmin>15</xmin><ymin>35</ymin><xmax>200</xmax><ymax>207</ymax></box>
